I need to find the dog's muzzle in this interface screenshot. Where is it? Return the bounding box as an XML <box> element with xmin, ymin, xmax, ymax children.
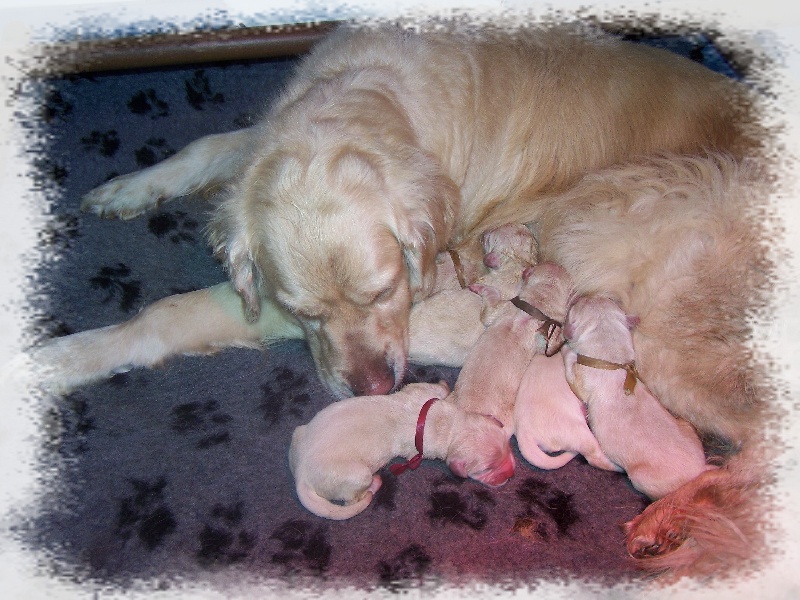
<box><xmin>344</xmin><ymin>354</ymin><xmax>398</xmax><ymax>396</ymax></box>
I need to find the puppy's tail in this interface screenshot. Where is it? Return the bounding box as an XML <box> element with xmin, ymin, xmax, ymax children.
<box><xmin>622</xmin><ymin>447</ymin><xmax>769</xmax><ymax>580</ymax></box>
<box><xmin>517</xmin><ymin>437</ymin><xmax>578</xmax><ymax>470</ymax></box>
<box><xmin>296</xmin><ymin>481</ymin><xmax>376</xmax><ymax>521</ymax></box>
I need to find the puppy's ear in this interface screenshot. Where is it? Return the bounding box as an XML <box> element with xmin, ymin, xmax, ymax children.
<box><xmin>561</xmin><ymin>346</ymin><xmax>578</xmax><ymax>384</ymax></box>
<box><xmin>207</xmin><ymin>195</ymin><xmax>262</xmax><ymax>322</ymax></box>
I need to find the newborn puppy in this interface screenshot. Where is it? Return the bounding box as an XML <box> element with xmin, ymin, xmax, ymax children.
<box><xmin>508</xmin><ymin>263</ymin><xmax>617</xmax><ymax>470</ymax></box>
<box><xmin>448</xmin><ymin>261</ymin><xmax>563</xmax><ymax>437</ymax></box>
<box><xmin>289</xmin><ymin>381</ymin><xmax>515</xmax><ymax>520</ymax></box>
<box><xmin>514</xmin><ymin>353</ymin><xmax>621</xmax><ymax>471</ymax></box>
<box><xmin>409</xmin><ymin>223</ymin><xmax>537</xmax><ymax>366</ymax></box>
<box><xmin>562</xmin><ymin>295</ymin><xmax>714</xmax><ymax>499</ymax></box>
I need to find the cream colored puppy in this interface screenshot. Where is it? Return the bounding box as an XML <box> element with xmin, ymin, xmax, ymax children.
<box><xmin>448</xmin><ymin>260</ymin><xmax>565</xmax><ymax>437</ymax></box>
<box><xmin>562</xmin><ymin>296</ymin><xmax>714</xmax><ymax>500</ymax></box>
<box><xmin>509</xmin><ymin>262</ymin><xmax>618</xmax><ymax>471</ymax></box>
<box><xmin>514</xmin><ymin>354</ymin><xmax>620</xmax><ymax>471</ymax></box>
<box><xmin>289</xmin><ymin>381</ymin><xmax>515</xmax><ymax>520</ymax></box>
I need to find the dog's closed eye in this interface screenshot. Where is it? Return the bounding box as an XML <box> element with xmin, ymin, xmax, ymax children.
<box><xmin>371</xmin><ymin>286</ymin><xmax>395</xmax><ymax>303</ymax></box>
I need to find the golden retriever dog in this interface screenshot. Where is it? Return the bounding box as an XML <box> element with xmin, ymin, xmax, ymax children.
<box><xmin>20</xmin><ymin>22</ymin><xmax>772</xmax><ymax>576</ymax></box>
<box><xmin>562</xmin><ymin>295</ymin><xmax>715</xmax><ymax>499</ymax></box>
<box><xmin>289</xmin><ymin>381</ymin><xmax>515</xmax><ymax>520</ymax></box>
<box><xmin>35</xmin><ymin>22</ymin><xmax>757</xmax><ymax>396</ymax></box>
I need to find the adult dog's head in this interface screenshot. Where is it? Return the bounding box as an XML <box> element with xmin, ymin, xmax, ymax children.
<box><xmin>210</xmin><ymin>108</ymin><xmax>458</xmax><ymax>397</ymax></box>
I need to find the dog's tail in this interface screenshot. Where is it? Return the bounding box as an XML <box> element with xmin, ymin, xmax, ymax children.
<box><xmin>516</xmin><ymin>436</ymin><xmax>578</xmax><ymax>470</ymax></box>
<box><xmin>622</xmin><ymin>447</ymin><xmax>769</xmax><ymax>579</ymax></box>
<box><xmin>295</xmin><ymin>480</ymin><xmax>376</xmax><ymax>521</ymax></box>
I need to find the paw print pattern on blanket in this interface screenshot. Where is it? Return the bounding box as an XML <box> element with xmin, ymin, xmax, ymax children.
<box><xmin>147</xmin><ymin>210</ymin><xmax>199</xmax><ymax>244</ymax></box>
<box><xmin>53</xmin><ymin>392</ymin><xmax>96</xmax><ymax>455</ymax></box>
<box><xmin>514</xmin><ymin>476</ymin><xmax>580</xmax><ymax>539</ymax></box>
<box><xmin>89</xmin><ymin>262</ymin><xmax>142</xmax><ymax>312</ymax></box>
<box><xmin>170</xmin><ymin>399</ymin><xmax>233</xmax><ymax>449</ymax></box>
<box><xmin>32</xmin><ymin>156</ymin><xmax>68</xmax><ymax>188</ymax></box>
<box><xmin>376</xmin><ymin>544</ymin><xmax>432</xmax><ymax>592</ymax></box>
<box><xmin>42</xmin><ymin>89</ymin><xmax>73</xmax><ymax>122</ymax></box>
<box><xmin>134</xmin><ymin>137</ymin><xmax>175</xmax><ymax>168</ymax></box>
<box><xmin>30</xmin><ymin>313</ymin><xmax>74</xmax><ymax>341</ymax></box>
<box><xmin>115</xmin><ymin>477</ymin><xmax>177</xmax><ymax>551</ymax></box>
<box><xmin>427</xmin><ymin>487</ymin><xmax>496</xmax><ymax>531</ymax></box>
<box><xmin>258</xmin><ymin>367</ymin><xmax>312</xmax><ymax>427</ymax></box>
<box><xmin>127</xmin><ymin>89</ymin><xmax>170</xmax><ymax>119</ymax></box>
<box><xmin>372</xmin><ymin>467</ymin><xmax>398</xmax><ymax>511</ymax></box>
<box><xmin>196</xmin><ymin>502</ymin><xmax>257</xmax><ymax>566</ymax></box>
<box><xmin>185</xmin><ymin>69</ymin><xmax>225</xmax><ymax>111</ymax></box>
<box><xmin>81</xmin><ymin>129</ymin><xmax>120</xmax><ymax>157</ymax></box>
<box><xmin>269</xmin><ymin>519</ymin><xmax>332</xmax><ymax>575</ymax></box>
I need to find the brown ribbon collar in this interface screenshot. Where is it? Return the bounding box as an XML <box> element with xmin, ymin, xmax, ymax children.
<box><xmin>447</xmin><ymin>249</ymin><xmax>468</xmax><ymax>289</ymax></box>
<box><xmin>576</xmin><ymin>354</ymin><xmax>640</xmax><ymax>395</ymax></box>
<box><xmin>509</xmin><ymin>296</ymin><xmax>564</xmax><ymax>357</ymax></box>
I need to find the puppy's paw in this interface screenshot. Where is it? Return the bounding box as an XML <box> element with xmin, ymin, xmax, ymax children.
<box><xmin>81</xmin><ymin>173</ymin><xmax>164</xmax><ymax>219</ymax></box>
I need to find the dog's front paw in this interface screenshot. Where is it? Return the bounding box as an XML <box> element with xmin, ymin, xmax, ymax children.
<box><xmin>81</xmin><ymin>173</ymin><xmax>163</xmax><ymax>219</ymax></box>
<box><xmin>623</xmin><ymin>502</ymin><xmax>687</xmax><ymax>558</ymax></box>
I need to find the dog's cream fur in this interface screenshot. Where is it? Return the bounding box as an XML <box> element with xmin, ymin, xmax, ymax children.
<box><xmin>562</xmin><ymin>295</ymin><xmax>715</xmax><ymax>500</ymax></box>
<box><xmin>17</xmin><ymin>23</ymin><xmax>773</xmax><ymax>576</ymax></box>
<box><xmin>66</xmin><ymin>22</ymin><xmax>755</xmax><ymax>399</ymax></box>
<box><xmin>289</xmin><ymin>381</ymin><xmax>515</xmax><ymax>520</ymax></box>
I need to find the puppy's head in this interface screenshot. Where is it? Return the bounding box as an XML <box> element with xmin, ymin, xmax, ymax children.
<box><xmin>564</xmin><ymin>295</ymin><xmax>638</xmax><ymax>364</ymax></box>
<box><xmin>210</xmin><ymin>141</ymin><xmax>456</xmax><ymax>398</ymax></box>
<box><xmin>481</xmin><ymin>223</ymin><xmax>538</xmax><ymax>269</ymax></box>
<box><xmin>447</xmin><ymin>413</ymin><xmax>516</xmax><ymax>487</ymax></box>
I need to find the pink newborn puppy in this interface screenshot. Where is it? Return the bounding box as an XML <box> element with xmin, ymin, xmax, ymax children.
<box><xmin>289</xmin><ymin>381</ymin><xmax>515</xmax><ymax>520</ymax></box>
<box><xmin>562</xmin><ymin>295</ymin><xmax>714</xmax><ymax>499</ymax></box>
<box><xmin>515</xmin><ymin>353</ymin><xmax>621</xmax><ymax>471</ymax></box>
<box><xmin>510</xmin><ymin>263</ymin><xmax>618</xmax><ymax>471</ymax></box>
<box><xmin>448</xmin><ymin>262</ymin><xmax>563</xmax><ymax>437</ymax></box>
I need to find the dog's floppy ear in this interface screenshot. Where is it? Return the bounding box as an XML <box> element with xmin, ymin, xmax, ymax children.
<box><xmin>207</xmin><ymin>193</ymin><xmax>263</xmax><ymax>322</ymax></box>
<box><xmin>561</xmin><ymin>345</ymin><xmax>578</xmax><ymax>384</ymax></box>
<box><xmin>387</xmin><ymin>151</ymin><xmax>459</xmax><ymax>301</ymax></box>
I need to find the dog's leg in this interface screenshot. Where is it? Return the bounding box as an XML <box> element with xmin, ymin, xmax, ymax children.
<box><xmin>81</xmin><ymin>128</ymin><xmax>256</xmax><ymax>219</ymax></box>
<box><xmin>16</xmin><ymin>282</ymin><xmax>302</xmax><ymax>393</ymax></box>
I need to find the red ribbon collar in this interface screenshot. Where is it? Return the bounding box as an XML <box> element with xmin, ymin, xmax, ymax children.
<box><xmin>389</xmin><ymin>397</ymin><xmax>439</xmax><ymax>476</ymax></box>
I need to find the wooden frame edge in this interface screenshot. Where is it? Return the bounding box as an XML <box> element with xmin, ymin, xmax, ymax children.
<box><xmin>38</xmin><ymin>21</ymin><xmax>339</xmax><ymax>76</ymax></box>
